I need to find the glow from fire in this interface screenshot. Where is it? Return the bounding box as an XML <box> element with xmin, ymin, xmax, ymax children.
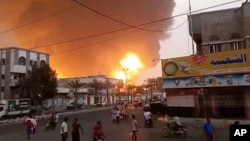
<box><xmin>114</xmin><ymin>53</ymin><xmax>144</xmax><ymax>82</ymax></box>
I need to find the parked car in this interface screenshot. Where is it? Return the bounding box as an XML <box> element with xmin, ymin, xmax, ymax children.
<box><xmin>97</xmin><ymin>101</ymin><xmax>107</xmax><ymax>107</ymax></box>
<box><xmin>66</xmin><ymin>102</ymin><xmax>83</xmax><ymax>110</ymax></box>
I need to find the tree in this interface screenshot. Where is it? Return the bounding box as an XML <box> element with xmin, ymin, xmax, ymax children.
<box><xmin>103</xmin><ymin>79</ymin><xmax>114</xmax><ymax>105</ymax></box>
<box><xmin>127</xmin><ymin>84</ymin><xmax>136</xmax><ymax>102</ymax></box>
<box><xmin>30</xmin><ymin>64</ymin><xmax>57</xmax><ymax>101</ymax></box>
<box><xmin>18</xmin><ymin>76</ymin><xmax>40</xmax><ymax>100</ymax></box>
<box><xmin>88</xmin><ymin>78</ymin><xmax>103</xmax><ymax>104</ymax></box>
<box><xmin>116</xmin><ymin>80</ymin><xmax>124</xmax><ymax>100</ymax></box>
<box><xmin>135</xmin><ymin>85</ymin><xmax>144</xmax><ymax>95</ymax></box>
<box><xmin>18</xmin><ymin>64</ymin><xmax>57</xmax><ymax>109</ymax></box>
<box><xmin>67</xmin><ymin>79</ymin><xmax>86</xmax><ymax>110</ymax></box>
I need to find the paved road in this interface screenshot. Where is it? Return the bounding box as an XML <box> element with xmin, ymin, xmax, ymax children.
<box><xmin>0</xmin><ymin>108</ymin><xmax>230</xmax><ymax>141</ymax></box>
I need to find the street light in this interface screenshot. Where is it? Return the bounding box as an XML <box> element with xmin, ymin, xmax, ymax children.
<box><xmin>152</xmin><ymin>59</ymin><xmax>161</xmax><ymax>62</ymax></box>
<box><xmin>122</xmin><ymin>68</ymin><xmax>129</xmax><ymax>103</ymax></box>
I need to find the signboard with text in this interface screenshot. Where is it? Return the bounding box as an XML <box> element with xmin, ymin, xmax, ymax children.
<box><xmin>8</xmin><ymin>99</ymin><xmax>30</xmax><ymax>112</ymax></box>
<box><xmin>161</xmin><ymin>49</ymin><xmax>250</xmax><ymax>78</ymax></box>
<box><xmin>163</xmin><ymin>74</ymin><xmax>250</xmax><ymax>88</ymax></box>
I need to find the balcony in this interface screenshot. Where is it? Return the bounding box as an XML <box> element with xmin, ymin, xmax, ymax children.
<box><xmin>10</xmin><ymin>79</ymin><xmax>19</xmax><ymax>86</ymax></box>
<box><xmin>201</xmin><ymin>39</ymin><xmax>246</xmax><ymax>54</ymax></box>
<box><xmin>10</xmin><ymin>65</ymin><xmax>26</xmax><ymax>73</ymax></box>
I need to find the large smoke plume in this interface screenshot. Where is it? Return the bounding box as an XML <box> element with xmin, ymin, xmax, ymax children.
<box><xmin>0</xmin><ymin>0</ymin><xmax>175</xmax><ymax>81</ymax></box>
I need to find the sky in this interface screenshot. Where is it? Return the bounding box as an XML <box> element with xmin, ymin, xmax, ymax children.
<box><xmin>0</xmin><ymin>0</ymin><xmax>245</xmax><ymax>85</ymax></box>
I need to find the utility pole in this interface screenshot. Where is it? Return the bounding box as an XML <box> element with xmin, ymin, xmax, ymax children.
<box><xmin>122</xmin><ymin>68</ymin><xmax>129</xmax><ymax>103</ymax></box>
<box><xmin>188</xmin><ymin>0</ymin><xmax>195</xmax><ymax>55</ymax></box>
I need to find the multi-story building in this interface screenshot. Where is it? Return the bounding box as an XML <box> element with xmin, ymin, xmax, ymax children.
<box><xmin>0</xmin><ymin>47</ymin><xmax>49</xmax><ymax>99</ymax></box>
<box><xmin>162</xmin><ymin>2</ymin><xmax>250</xmax><ymax>119</ymax></box>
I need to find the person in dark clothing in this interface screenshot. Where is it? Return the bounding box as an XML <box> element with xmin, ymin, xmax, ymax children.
<box><xmin>71</xmin><ymin>118</ymin><xmax>84</xmax><ymax>141</ymax></box>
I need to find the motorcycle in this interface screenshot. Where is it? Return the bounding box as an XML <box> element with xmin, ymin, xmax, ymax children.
<box><xmin>145</xmin><ymin>118</ymin><xmax>153</xmax><ymax>128</ymax></box>
<box><xmin>93</xmin><ymin>137</ymin><xmax>105</xmax><ymax>141</ymax></box>
<box><xmin>45</xmin><ymin>121</ymin><xmax>56</xmax><ymax>131</ymax></box>
<box><xmin>161</xmin><ymin>122</ymin><xmax>187</xmax><ymax>138</ymax></box>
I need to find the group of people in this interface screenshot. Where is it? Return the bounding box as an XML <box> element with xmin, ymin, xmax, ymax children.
<box><xmin>111</xmin><ymin>105</ymin><xmax>129</xmax><ymax>124</ymax></box>
<box><xmin>60</xmin><ymin>117</ymin><xmax>106</xmax><ymax>141</ymax></box>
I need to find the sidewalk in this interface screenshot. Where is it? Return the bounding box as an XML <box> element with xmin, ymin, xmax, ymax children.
<box><xmin>157</xmin><ymin>117</ymin><xmax>250</xmax><ymax>130</ymax></box>
<box><xmin>0</xmin><ymin>106</ymin><xmax>112</xmax><ymax>125</ymax></box>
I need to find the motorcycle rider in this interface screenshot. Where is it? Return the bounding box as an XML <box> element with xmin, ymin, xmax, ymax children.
<box><xmin>144</xmin><ymin>109</ymin><xmax>153</xmax><ymax>127</ymax></box>
<box><xmin>92</xmin><ymin>121</ymin><xmax>106</xmax><ymax>141</ymax></box>
<box><xmin>169</xmin><ymin>116</ymin><xmax>186</xmax><ymax>132</ymax></box>
<box><xmin>49</xmin><ymin>111</ymin><xmax>56</xmax><ymax>128</ymax></box>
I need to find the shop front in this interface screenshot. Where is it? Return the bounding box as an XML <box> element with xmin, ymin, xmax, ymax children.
<box><xmin>161</xmin><ymin>49</ymin><xmax>250</xmax><ymax>119</ymax></box>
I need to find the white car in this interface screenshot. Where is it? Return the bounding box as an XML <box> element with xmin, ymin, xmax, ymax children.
<box><xmin>97</xmin><ymin>102</ymin><xmax>107</xmax><ymax>107</ymax></box>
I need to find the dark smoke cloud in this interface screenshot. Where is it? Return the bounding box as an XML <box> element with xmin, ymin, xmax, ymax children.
<box><xmin>0</xmin><ymin>0</ymin><xmax>175</xmax><ymax>80</ymax></box>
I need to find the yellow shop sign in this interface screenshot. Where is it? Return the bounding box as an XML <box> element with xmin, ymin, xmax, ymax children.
<box><xmin>161</xmin><ymin>49</ymin><xmax>250</xmax><ymax>78</ymax></box>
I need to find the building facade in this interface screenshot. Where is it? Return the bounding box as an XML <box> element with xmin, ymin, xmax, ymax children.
<box><xmin>0</xmin><ymin>47</ymin><xmax>49</xmax><ymax>100</ymax></box>
<box><xmin>162</xmin><ymin>2</ymin><xmax>250</xmax><ymax>119</ymax></box>
<box><xmin>54</xmin><ymin>75</ymin><xmax>120</xmax><ymax>107</ymax></box>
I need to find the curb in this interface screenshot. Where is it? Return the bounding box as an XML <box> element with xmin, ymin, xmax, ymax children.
<box><xmin>0</xmin><ymin>107</ymin><xmax>112</xmax><ymax>125</ymax></box>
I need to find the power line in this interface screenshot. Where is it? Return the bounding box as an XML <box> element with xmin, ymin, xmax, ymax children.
<box><xmin>0</xmin><ymin>6</ymin><xmax>76</xmax><ymax>35</ymax></box>
<box><xmin>72</xmin><ymin>0</ymin><xmax>179</xmax><ymax>32</ymax></box>
<box><xmin>0</xmin><ymin>19</ymin><xmax>187</xmax><ymax>64</ymax></box>
<box><xmin>27</xmin><ymin>0</ymin><xmax>242</xmax><ymax>49</ymax></box>
<box><xmin>49</xmin><ymin>20</ymin><xmax>188</xmax><ymax>57</ymax></box>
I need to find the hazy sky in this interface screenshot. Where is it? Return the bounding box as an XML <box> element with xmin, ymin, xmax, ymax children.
<box><xmin>136</xmin><ymin>0</ymin><xmax>244</xmax><ymax>84</ymax></box>
<box><xmin>0</xmin><ymin>0</ymin><xmax>244</xmax><ymax>85</ymax></box>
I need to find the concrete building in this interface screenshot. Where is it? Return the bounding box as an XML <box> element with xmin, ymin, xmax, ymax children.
<box><xmin>162</xmin><ymin>2</ymin><xmax>250</xmax><ymax>119</ymax></box>
<box><xmin>0</xmin><ymin>47</ymin><xmax>49</xmax><ymax>100</ymax></box>
<box><xmin>52</xmin><ymin>75</ymin><xmax>120</xmax><ymax>108</ymax></box>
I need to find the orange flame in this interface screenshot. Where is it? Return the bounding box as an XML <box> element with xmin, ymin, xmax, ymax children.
<box><xmin>113</xmin><ymin>53</ymin><xmax>144</xmax><ymax>83</ymax></box>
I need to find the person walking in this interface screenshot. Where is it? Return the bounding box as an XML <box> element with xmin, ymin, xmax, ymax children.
<box><xmin>131</xmin><ymin>115</ymin><xmax>138</xmax><ymax>141</ymax></box>
<box><xmin>71</xmin><ymin>118</ymin><xmax>84</xmax><ymax>141</ymax></box>
<box><xmin>60</xmin><ymin>117</ymin><xmax>69</xmax><ymax>141</ymax></box>
<box><xmin>115</xmin><ymin>108</ymin><xmax>121</xmax><ymax>124</ymax></box>
<box><xmin>30</xmin><ymin>117</ymin><xmax>37</xmax><ymax>135</ymax></box>
<box><xmin>25</xmin><ymin>114</ymin><xmax>33</xmax><ymax>140</ymax></box>
<box><xmin>203</xmin><ymin>117</ymin><xmax>216</xmax><ymax>141</ymax></box>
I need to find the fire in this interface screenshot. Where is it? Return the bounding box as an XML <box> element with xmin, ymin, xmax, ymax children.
<box><xmin>114</xmin><ymin>53</ymin><xmax>144</xmax><ymax>82</ymax></box>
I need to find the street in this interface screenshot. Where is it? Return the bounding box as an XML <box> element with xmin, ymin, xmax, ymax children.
<box><xmin>0</xmin><ymin>107</ymin><xmax>230</xmax><ymax>141</ymax></box>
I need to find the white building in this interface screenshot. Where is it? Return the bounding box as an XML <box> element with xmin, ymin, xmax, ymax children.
<box><xmin>0</xmin><ymin>47</ymin><xmax>49</xmax><ymax>99</ymax></box>
<box><xmin>53</xmin><ymin>75</ymin><xmax>121</xmax><ymax>107</ymax></box>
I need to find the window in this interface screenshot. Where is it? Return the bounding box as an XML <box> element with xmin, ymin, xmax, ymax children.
<box><xmin>18</xmin><ymin>57</ymin><xmax>26</xmax><ymax>65</ymax></box>
<box><xmin>1</xmin><ymin>87</ymin><xmax>4</xmax><ymax>92</ymax></box>
<box><xmin>229</xmin><ymin>33</ymin><xmax>245</xmax><ymax>51</ymax></box>
<box><xmin>230</xmin><ymin>42</ymin><xmax>244</xmax><ymax>50</ymax></box>
<box><xmin>209</xmin><ymin>44</ymin><xmax>221</xmax><ymax>53</ymax></box>
<box><xmin>1</xmin><ymin>75</ymin><xmax>4</xmax><ymax>79</ymax></box>
<box><xmin>14</xmin><ymin>74</ymin><xmax>17</xmax><ymax>79</ymax></box>
<box><xmin>40</xmin><ymin>60</ymin><xmax>46</xmax><ymax>67</ymax></box>
<box><xmin>30</xmin><ymin>60</ymin><xmax>33</xmax><ymax>66</ymax></box>
<box><xmin>1</xmin><ymin>59</ymin><xmax>5</xmax><ymax>65</ymax></box>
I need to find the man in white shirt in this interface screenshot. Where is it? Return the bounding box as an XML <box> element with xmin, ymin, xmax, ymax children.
<box><xmin>60</xmin><ymin>117</ymin><xmax>68</xmax><ymax>141</ymax></box>
<box><xmin>144</xmin><ymin>109</ymin><xmax>152</xmax><ymax>127</ymax></box>
<box><xmin>115</xmin><ymin>108</ymin><xmax>121</xmax><ymax>124</ymax></box>
<box><xmin>132</xmin><ymin>115</ymin><xmax>138</xmax><ymax>141</ymax></box>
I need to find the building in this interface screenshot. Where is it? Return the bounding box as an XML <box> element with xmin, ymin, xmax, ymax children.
<box><xmin>0</xmin><ymin>47</ymin><xmax>49</xmax><ymax>99</ymax></box>
<box><xmin>53</xmin><ymin>74</ymin><xmax>120</xmax><ymax>107</ymax></box>
<box><xmin>162</xmin><ymin>2</ymin><xmax>250</xmax><ymax>119</ymax></box>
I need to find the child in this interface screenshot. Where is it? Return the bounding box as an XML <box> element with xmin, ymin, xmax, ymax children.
<box><xmin>131</xmin><ymin>115</ymin><xmax>138</xmax><ymax>141</ymax></box>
